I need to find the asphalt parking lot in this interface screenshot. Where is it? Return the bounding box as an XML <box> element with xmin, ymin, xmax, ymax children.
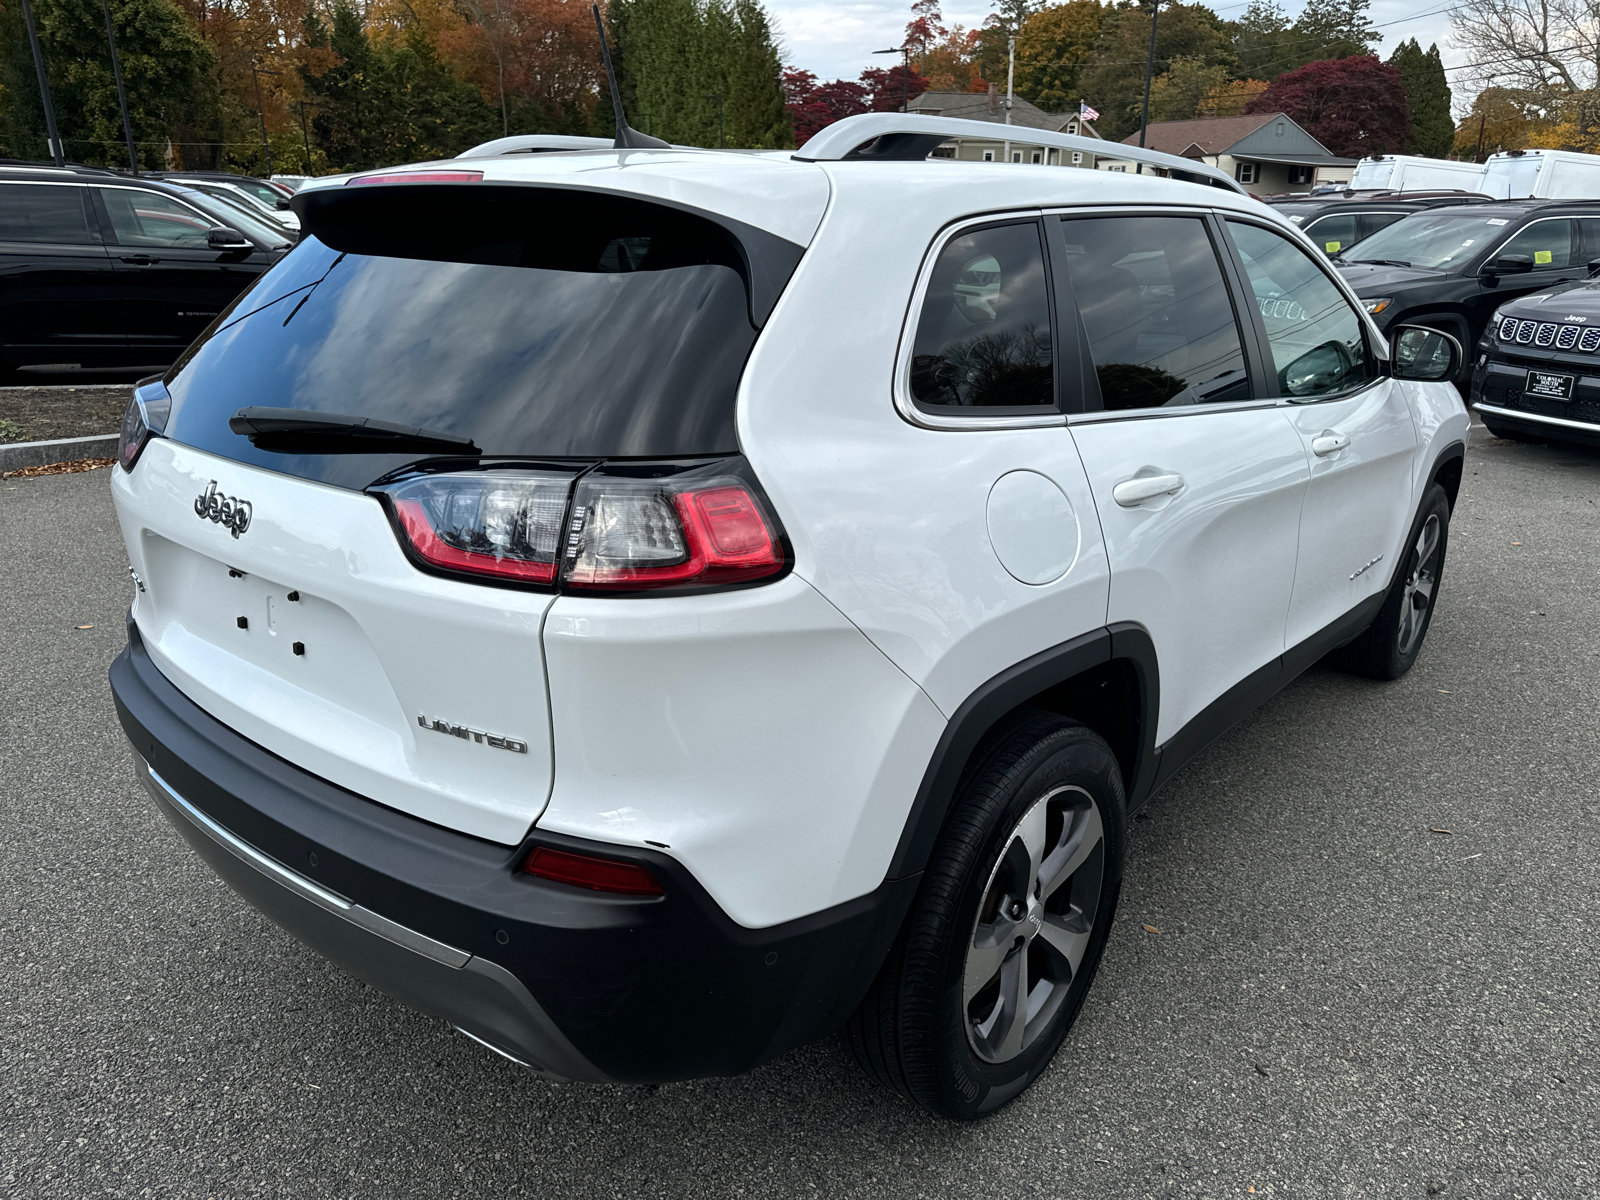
<box><xmin>3</xmin><ymin>424</ymin><xmax>1597</xmax><ymax>1199</ymax></box>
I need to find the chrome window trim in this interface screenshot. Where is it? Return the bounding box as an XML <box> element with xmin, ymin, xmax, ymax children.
<box><xmin>1066</xmin><ymin>397</ymin><xmax>1281</xmax><ymax>426</ymax></box>
<box><xmin>892</xmin><ymin>207</ymin><xmax>1068</xmax><ymax>432</ymax></box>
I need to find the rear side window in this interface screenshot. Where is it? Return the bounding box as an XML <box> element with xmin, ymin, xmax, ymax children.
<box><xmin>1060</xmin><ymin>215</ymin><xmax>1250</xmax><ymax>410</ymax></box>
<box><xmin>0</xmin><ymin>184</ymin><xmax>96</xmax><ymax>244</ymax></box>
<box><xmin>98</xmin><ymin>189</ymin><xmax>213</xmax><ymax>248</ymax></box>
<box><xmin>1227</xmin><ymin>221</ymin><xmax>1377</xmax><ymax>399</ymax></box>
<box><xmin>909</xmin><ymin>221</ymin><xmax>1055</xmax><ymax>410</ymax></box>
<box><xmin>163</xmin><ymin>188</ymin><xmax>785</xmax><ymax>490</ymax></box>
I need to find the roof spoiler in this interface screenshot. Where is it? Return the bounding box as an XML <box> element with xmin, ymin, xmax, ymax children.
<box><xmin>792</xmin><ymin>113</ymin><xmax>1246</xmax><ymax>194</ymax></box>
<box><xmin>456</xmin><ymin>135</ymin><xmax>617</xmax><ymax>159</ymax></box>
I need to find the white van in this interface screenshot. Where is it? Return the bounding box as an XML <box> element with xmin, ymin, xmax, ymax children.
<box><xmin>1479</xmin><ymin>149</ymin><xmax>1600</xmax><ymax>199</ymax></box>
<box><xmin>1349</xmin><ymin>154</ymin><xmax>1487</xmax><ymax>193</ymax></box>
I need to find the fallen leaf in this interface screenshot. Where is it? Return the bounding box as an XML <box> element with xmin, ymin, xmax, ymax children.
<box><xmin>74</xmin><ymin>624</ymin><xmax>93</xmax><ymax>630</ymax></box>
<box><xmin>1512</xmin><ymin>541</ymin><xmax>1523</xmax><ymax>546</ymax></box>
<box><xmin>1428</xmin><ymin>827</ymin><xmax>1453</xmax><ymax>835</ymax></box>
<box><xmin>1142</xmin><ymin>924</ymin><xmax>1160</xmax><ymax>934</ymax></box>
<box><xmin>1436</xmin><ymin>689</ymin><xmax>1452</xmax><ymax>694</ymax></box>
<box><xmin>1249</xmin><ymin>1189</ymin><xmax>1256</xmax><ymax>1195</ymax></box>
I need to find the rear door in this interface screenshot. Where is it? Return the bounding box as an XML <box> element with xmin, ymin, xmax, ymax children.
<box><xmin>92</xmin><ymin>185</ymin><xmax>267</xmax><ymax>358</ymax></box>
<box><xmin>1055</xmin><ymin>210</ymin><xmax>1310</xmax><ymax>765</ymax></box>
<box><xmin>1222</xmin><ymin>217</ymin><xmax>1417</xmax><ymax>655</ymax></box>
<box><xmin>0</xmin><ymin>181</ymin><xmax>122</xmax><ymax>365</ymax></box>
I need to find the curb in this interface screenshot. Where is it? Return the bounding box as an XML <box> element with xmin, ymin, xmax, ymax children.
<box><xmin>0</xmin><ymin>433</ymin><xmax>118</xmax><ymax>473</ymax></box>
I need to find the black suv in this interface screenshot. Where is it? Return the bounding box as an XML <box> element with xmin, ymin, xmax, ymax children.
<box><xmin>0</xmin><ymin>166</ymin><xmax>292</xmax><ymax>376</ymax></box>
<box><xmin>1471</xmin><ymin>274</ymin><xmax>1600</xmax><ymax>446</ymax></box>
<box><xmin>1268</xmin><ymin>193</ymin><xmax>1490</xmax><ymax>258</ymax></box>
<box><xmin>1334</xmin><ymin>200</ymin><xmax>1600</xmax><ymax>378</ymax></box>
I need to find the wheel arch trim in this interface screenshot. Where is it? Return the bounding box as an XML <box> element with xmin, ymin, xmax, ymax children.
<box><xmin>885</xmin><ymin>623</ymin><xmax>1159</xmax><ymax>881</ymax></box>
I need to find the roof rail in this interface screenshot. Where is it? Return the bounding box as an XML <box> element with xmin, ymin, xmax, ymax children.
<box><xmin>791</xmin><ymin>113</ymin><xmax>1246</xmax><ymax>194</ymax></box>
<box><xmin>456</xmin><ymin>135</ymin><xmax>616</xmax><ymax>159</ymax></box>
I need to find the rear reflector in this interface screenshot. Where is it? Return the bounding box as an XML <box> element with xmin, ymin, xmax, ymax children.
<box><xmin>379</xmin><ymin>469</ymin><xmax>570</xmax><ymax>585</ymax></box>
<box><xmin>523</xmin><ymin>847</ymin><xmax>665</xmax><ymax>896</ymax></box>
<box><xmin>347</xmin><ymin>171</ymin><xmax>484</xmax><ymax>186</ymax></box>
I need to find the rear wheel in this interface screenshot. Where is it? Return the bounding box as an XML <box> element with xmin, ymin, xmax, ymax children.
<box><xmin>1333</xmin><ymin>484</ymin><xmax>1451</xmax><ymax>680</ymax></box>
<box><xmin>843</xmin><ymin>710</ymin><xmax>1125</xmax><ymax>1120</ymax></box>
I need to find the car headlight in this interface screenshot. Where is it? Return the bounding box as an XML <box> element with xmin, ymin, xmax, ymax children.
<box><xmin>1363</xmin><ymin>298</ymin><xmax>1393</xmax><ymax>316</ymax></box>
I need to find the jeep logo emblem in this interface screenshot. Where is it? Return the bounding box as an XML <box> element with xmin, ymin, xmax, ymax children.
<box><xmin>194</xmin><ymin>481</ymin><xmax>252</xmax><ymax>538</ymax></box>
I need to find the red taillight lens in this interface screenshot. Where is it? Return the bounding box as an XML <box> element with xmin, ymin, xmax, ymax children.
<box><xmin>379</xmin><ymin>469</ymin><xmax>570</xmax><ymax>585</ymax></box>
<box><xmin>523</xmin><ymin>847</ymin><xmax>665</xmax><ymax>896</ymax></box>
<box><xmin>562</xmin><ymin>478</ymin><xmax>784</xmax><ymax>591</ymax></box>
<box><xmin>346</xmin><ymin>171</ymin><xmax>483</xmax><ymax>186</ymax></box>
<box><xmin>117</xmin><ymin>380</ymin><xmax>171</xmax><ymax>472</ymax></box>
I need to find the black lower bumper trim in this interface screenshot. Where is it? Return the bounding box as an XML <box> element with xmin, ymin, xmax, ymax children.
<box><xmin>111</xmin><ymin>617</ymin><xmax>918</xmax><ymax>1083</ymax></box>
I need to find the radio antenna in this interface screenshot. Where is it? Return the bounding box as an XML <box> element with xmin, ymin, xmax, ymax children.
<box><xmin>592</xmin><ymin>5</ymin><xmax>671</xmax><ymax>150</ymax></box>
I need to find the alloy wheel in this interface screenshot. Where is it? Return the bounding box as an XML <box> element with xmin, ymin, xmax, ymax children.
<box><xmin>963</xmin><ymin>785</ymin><xmax>1105</xmax><ymax>1064</ymax></box>
<box><xmin>1397</xmin><ymin>513</ymin><xmax>1442</xmax><ymax>657</ymax></box>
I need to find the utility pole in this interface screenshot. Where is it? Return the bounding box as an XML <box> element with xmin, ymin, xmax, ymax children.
<box><xmin>251</xmin><ymin>64</ymin><xmax>282</xmax><ymax>177</ymax></box>
<box><xmin>1004</xmin><ymin>31</ymin><xmax>1015</xmax><ymax>163</ymax></box>
<box><xmin>1474</xmin><ymin>111</ymin><xmax>1487</xmax><ymax>162</ymax></box>
<box><xmin>703</xmin><ymin>92</ymin><xmax>725</xmax><ymax>148</ymax></box>
<box><xmin>19</xmin><ymin>0</ymin><xmax>64</xmax><ymax>167</ymax></box>
<box><xmin>294</xmin><ymin>100</ymin><xmax>312</xmax><ymax>174</ymax></box>
<box><xmin>872</xmin><ymin>44</ymin><xmax>912</xmax><ymax>113</ymax></box>
<box><xmin>1138</xmin><ymin>0</ymin><xmax>1161</xmax><ymax>174</ymax></box>
<box><xmin>99</xmin><ymin>0</ymin><xmax>138</xmax><ymax>172</ymax></box>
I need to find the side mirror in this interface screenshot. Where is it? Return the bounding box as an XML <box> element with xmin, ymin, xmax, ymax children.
<box><xmin>1489</xmin><ymin>253</ymin><xmax>1534</xmax><ymax>275</ymax></box>
<box><xmin>1280</xmin><ymin>340</ymin><xmax>1354</xmax><ymax>397</ymax></box>
<box><xmin>206</xmin><ymin>226</ymin><xmax>252</xmax><ymax>251</ymax></box>
<box><xmin>275</xmin><ymin>199</ymin><xmax>291</xmax><ymax>211</ymax></box>
<box><xmin>1391</xmin><ymin>324</ymin><xmax>1462</xmax><ymax>383</ymax></box>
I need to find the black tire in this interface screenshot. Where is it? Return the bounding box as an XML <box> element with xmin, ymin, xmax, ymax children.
<box><xmin>843</xmin><ymin>709</ymin><xmax>1126</xmax><ymax>1120</ymax></box>
<box><xmin>1333</xmin><ymin>484</ymin><xmax>1451</xmax><ymax>680</ymax></box>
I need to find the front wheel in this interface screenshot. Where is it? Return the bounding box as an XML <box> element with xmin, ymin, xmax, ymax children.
<box><xmin>843</xmin><ymin>710</ymin><xmax>1126</xmax><ymax>1120</ymax></box>
<box><xmin>1333</xmin><ymin>484</ymin><xmax>1451</xmax><ymax>680</ymax></box>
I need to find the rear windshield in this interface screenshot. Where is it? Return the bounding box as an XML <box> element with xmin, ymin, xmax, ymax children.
<box><xmin>162</xmin><ymin>187</ymin><xmax>777</xmax><ymax>490</ymax></box>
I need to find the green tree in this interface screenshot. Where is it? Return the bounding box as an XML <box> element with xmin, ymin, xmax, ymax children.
<box><xmin>1078</xmin><ymin>1</ymin><xmax>1235</xmax><ymax>140</ymax></box>
<box><xmin>1015</xmin><ymin>0</ymin><xmax>1104</xmax><ymax>112</ymax></box>
<box><xmin>1282</xmin><ymin>0</ymin><xmax>1379</xmax><ymax>71</ymax></box>
<box><xmin>0</xmin><ymin>0</ymin><xmax>217</xmax><ymax>167</ymax></box>
<box><xmin>1230</xmin><ymin>0</ymin><xmax>1289</xmax><ymax>82</ymax></box>
<box><xmin>722</xmin><ymin>0</ymin><xmax>789</xmax><ymax>147</ymax></box>
<box><xmin>1146</xmin><ymin>57</ymin><xmax>1231</xmax><ymax>123</ymax></box>
<box><xmin>1388</xmin><ymin>38</ymin><xmax>1452</xmax><ymax>157</ymax></box>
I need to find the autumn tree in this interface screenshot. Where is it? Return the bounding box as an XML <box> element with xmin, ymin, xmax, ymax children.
<box><xmin>1244</xmin><ymin>54</ymin><xmax>1409</xmax><ymax>157</ymax></box>
<box><xmin>1015</xmin><ymin>0</ymin><xmax>1104</xmax><ymax>111</ymax></box>
<box><xmin>1452</xmin><ymin>86</ymin><xmax>1547</xmax><ymax>160</ymax></box>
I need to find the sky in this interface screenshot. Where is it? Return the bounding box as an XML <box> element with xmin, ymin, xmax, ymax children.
<box><xmin>770</xmin><ymin>0</ymin><xmax>1475</xmax><ymax>113</ymax></box>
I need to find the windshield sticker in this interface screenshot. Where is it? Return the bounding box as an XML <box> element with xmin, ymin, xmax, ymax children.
<box><xmin>1487</xmin><ymin>218</ymin><xmax>1509</xmax><ymax>225</ymax></box>
<box><xmin>1289</xmin><ymin>215</ymin><xmax>1304</xmax><ymax>223</ymax></box>
<box><xmin>1535</xmin><ymin>250</ymin><xmax>1554</xmax><ymax>264</ymax></box>
<box><xmin>1325</xmin><ymin>241</ymin><xmax>1342</xmax><ymax>252</ymax></box>
<box><xmin>1461</xmin><ymin>239</ymin><xmax>1476</xmax><ymax>247</ymax></box>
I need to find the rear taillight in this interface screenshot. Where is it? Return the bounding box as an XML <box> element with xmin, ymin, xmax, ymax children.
<box><xmin>117</xmin><ymin>378</ymin><xmax>171</xmax><ymax>472</ymax></box>
<box><xmin>523</xmin><ymin>847</ymin><xmax>665</xmax><ymax>896</ymax></box>
<box><xmin>381</xmin><ymin>469</ymin><xmax>570</xmax><ymax>585</ymax></box>
<box><xmin>563</xmin><ymin>473</ymin><xmax>784</xmax><ymax>592</ymax></box>
<box><xmin>374</xmin><ymin>459</ymin><xmax>788</xmax><ymax>595</ymax></box>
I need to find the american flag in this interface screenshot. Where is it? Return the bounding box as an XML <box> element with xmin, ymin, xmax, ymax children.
<box><xmin>1079</xmin><ymin>102</ymin><xmax>1100</xmax><ymax>122</ymax></box>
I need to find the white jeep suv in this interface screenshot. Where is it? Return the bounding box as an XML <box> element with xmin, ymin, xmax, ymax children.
<box><xmin>109</xmin><ymin>114</ymin><xmax>1468</xmax><ymax>1120</ymax></box>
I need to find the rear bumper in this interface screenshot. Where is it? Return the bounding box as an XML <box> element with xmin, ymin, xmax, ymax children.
<box><xmin>112</xmin><ymin>617</ymin><xmax>917</xmax><ymax>1084</ymax></box>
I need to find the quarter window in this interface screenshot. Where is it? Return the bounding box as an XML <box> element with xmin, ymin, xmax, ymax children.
<box><xmin>1227</xmin><ymin>221</ymin><xmax>1377</xmax><ymax>399</ymax></box>
<box><xmin>97</xmin><ymin>189</ymin><xmax>215</xmax><ymax>249</ymax></box>
<box><xmin>0</xmin><ymin>184</ymin><xmax>96</xmax><ymax>244</ymax></box>
<box><xmin>909</xmin><ymin>221</ymin><xmax>1055</xmax><ymax>410</ymax></box>
<box><xmin>1060</xmin><ymin>215</ymin><xmax>1250</xmax><ymax>411</ymax></box>
<box><xmin>1495</xmin><ymin>219</ymin><xmax>1575</xmax><ymax>268</ymax></box>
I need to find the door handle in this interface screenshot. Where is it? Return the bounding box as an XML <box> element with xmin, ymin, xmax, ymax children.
<box><xmin>1311</xmin><ymin>431</ymin><xmax>1351</xmax><ymax>457</ymax></box>
<box><xmin>1112</xmin><ymin>473</ymin><xmax>1185</xmax><ymax>507</ymax></box>
<box><xmin>119</xmin><ymin>254</ymin><xmax>160</xmax><ymax>265</ymax></box>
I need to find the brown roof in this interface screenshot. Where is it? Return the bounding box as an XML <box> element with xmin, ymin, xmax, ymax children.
<box><xmin>1119</xmin><ymin>113</ymin><xmax>1279</xmax><ymax>156</ymax></box>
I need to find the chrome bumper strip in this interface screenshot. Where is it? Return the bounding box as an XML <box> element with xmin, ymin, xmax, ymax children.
<box><xmin>1474</xmin><ymin>402</ymin><xmax>1600</xmax><ymax>434</ymax></box>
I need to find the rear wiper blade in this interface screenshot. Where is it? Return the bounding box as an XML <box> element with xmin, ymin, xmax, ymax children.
<box><xmin>229</xmin><ymin>407</ymin><xmax>479</xmax><ymax>453</ymax></box>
